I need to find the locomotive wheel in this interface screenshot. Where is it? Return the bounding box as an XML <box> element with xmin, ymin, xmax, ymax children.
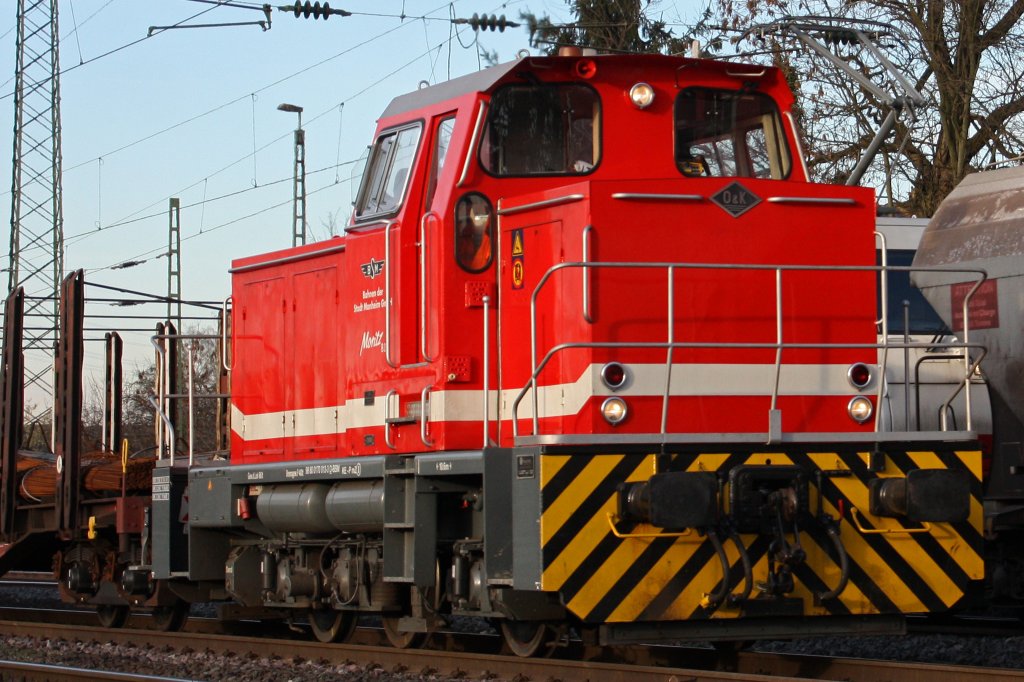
<box><xmin>151</xmin><ymin>600</ymin><xmax>190</xmax><ymax>632</ymax></box>
<box><xmin>500</xmin><ymin>620</ymin><xmax>559</xmax><ymax>658</ymax></box>
<box><xmin>308</xmin><ymin>608</ymin><xmax>358</xmax><ymax>643</ymax></box>
<box><xmin>381</xmin><ymin>615</ymin><xmax>426</xmax><ymax>649</ymax></box>
<box><xmin>96</xmin><ymin>605</ymin><xmax>129</xmax><ymax>628</ymax></box>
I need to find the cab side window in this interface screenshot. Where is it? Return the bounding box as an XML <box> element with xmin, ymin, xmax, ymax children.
<box><xmin>355</xmin><ymin>123</ymin><xmax>422</xmax><ymax>219</ymax></box>
<box><xmin>425</xmin><ymin>116</ymin><xmax>456</xmax><ymax>208</ymax></box>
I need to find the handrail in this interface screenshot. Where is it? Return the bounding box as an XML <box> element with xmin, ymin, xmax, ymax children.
<box><xmin>420</xmin><ymin>212</ymin><xmax>439</xmax><ymax>362</ymax></box>
<box><xmin>146</xmin><ymin>395</ymin><xmax>176</xmax><ymax>465</ymax></box>
<box><xmin>420</xmin><ymin>385</ymin><xmax>434</xmax><ymax>447</ymax></box>
<box><xmin>482</xmin><ymin>295</ymin><xmax>492</xmax><ymax>448</ymax></box>
<box><xmin>959</xmin><ymin>277</ymin><xmax>983</xmax><ymax>430</ymax></box>
<box><xmin>151</xmin><ymin>330</ymin><xmax>229</xmax><ymax>461</ymax></box>
<box><xmin>457</xmin><ymin>101</ymin><xmax>487</xmax><ymax>188</ymax></box>
<box><xmin>221</xmin><ymin>296</ymin><xmax>233</xmax><ymax>371</ymax></box>
<box><xmin>770</xmin><ymin>268</ymin><xmax>784</xmax><ymax>411</ymax></box>
<box><xmin>384</xmin><ymin>220</ymin><xmax>399</xmax><ymax>369</ymax></box>
<box><xmin>498</xmin><ymin>193</ymin><xmax>585</xmax><ymax>217</ymax></box>
<box><xmin>938</xmin><ymin>350</ymin><xmax>987</xmax><ymax>432</ymax></box>
<box><xmin>725</xmin><ymin>65</ymin><xmax>767</xmax><ymax>78</ymax></box>
<box><xmin>766</xmin><ymin>196</ymin><xmax>858</xmax><ymax>206</ymax></box>
<box><xmin>384</xmin><ymin>389</ymin><xmax>398</xmax><ymax>450</ymax></box>
<box><xmin>611</xmin><ymin>193</ymin><xmax>703</xmax><ymax>202</ymax></box>
<box><xmin>187</xmin><ymin>346</ymin><xmax>195</xmax><ymax>465</ymax></box>
<box><xmin>850</xmin><ymin>507</ymin><xmax>931</xmax><ymax>535</ymax></box>
<box><xmin>660</xmin><ymin>266</ymin><xmax>676</xmax><ymax>434</ymax></box>
<box><xmin>874</xmin><ymin>231</ymin><xmax>889</xmax><ymax>432</ymax></box>
<box><xmin>151</xmin><ymin>333</ymin><xmax>169</xmax><ymax>460</ymax></box>
<box><xmin>913</xmin><ymin>353</ymin><xmax>980</xmax><ymax>431</ymax></box>
<box><xmin>606</xmin><ymin>513</ymin><xmax>692</xmax><ymax>539</ymax></box>
<box><xmin>903</xmin><ymin>302</ymin><xmax>911</xmax><ymax>431</ymax></box>
<box><xmin>582</xmin><ymin>225</ymin><xmax>594</xmax><ymax>323</ymax></box>
<box><xmin>511</xmin><ymin>259</ymin><xmax>988</xmax><ymax>438</ymax></box>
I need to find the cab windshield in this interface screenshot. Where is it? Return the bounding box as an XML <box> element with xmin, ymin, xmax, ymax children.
<box><xmin>480</xmin><ymin>84</ymin><xmax>600</xmax><ymax>176</ymax></box>
<box><xmin>675</xmin><ymin>88</ymin><xmax>791</xmax><ymax>179</ymax></box>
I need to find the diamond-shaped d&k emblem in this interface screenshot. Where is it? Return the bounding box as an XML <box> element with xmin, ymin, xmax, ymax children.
<box><xmin>710</xmin><ymin>182</ymin><xmax>761</xmax><ymax>218</ymax></box>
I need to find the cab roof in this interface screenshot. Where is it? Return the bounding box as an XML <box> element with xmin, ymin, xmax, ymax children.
<box><xmin>380</xmin><ymin>59</ymin><xmax>524</xmax><ymax>120</ymax></box>
<box><xmin>379</xmin><ymin>54</ymin><xmax>785</xmax><ymax>120</ymax></box>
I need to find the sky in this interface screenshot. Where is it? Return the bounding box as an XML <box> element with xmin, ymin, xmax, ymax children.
<box><xmin>0</xmin><ymin>0</ymin><xmax>705</xmax><ymax>408</ymax></box>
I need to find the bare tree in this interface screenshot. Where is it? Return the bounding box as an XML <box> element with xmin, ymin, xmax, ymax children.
<box><xmin>522</xmin><ymin>0</ymin><xmax>724</xmax><ymax>55</ymax></box>
<box><xmin>722</xmin><ymin>0</ymin><xmax>1024</xmax><ymax>215</ymax></box>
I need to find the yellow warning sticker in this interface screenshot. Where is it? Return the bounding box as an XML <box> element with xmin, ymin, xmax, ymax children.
<box><xmin>512</xmin><ymin>229</ymin><xmax>524</xmax><ymax>256</ymax></box>
<box><xmin>512</xmin><ymin>257</ymin><xmax>524</xmax><ymax>289</ymax></box>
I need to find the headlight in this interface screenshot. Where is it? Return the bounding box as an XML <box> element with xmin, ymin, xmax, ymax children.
<box><xmin>629</xmin><ymin>82</ymin><xmax>655</xmax><ymax>109</ymax></box>
<box><xmin>848</xmin><ymin>396</ymin><xmax>873</xmax><ymax>424</ymax></box>
<box><xmin>602</xmin><ymin>397</ymin><xmax>628</xmax><ymax>425</ymax></box>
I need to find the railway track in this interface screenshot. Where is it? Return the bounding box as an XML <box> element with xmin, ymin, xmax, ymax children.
<box><xmin>0</xmin><ymin>612</ymin><xmax>1022</xmax><ymax>682</ymax></box>
<box><xmin>0</xmin><ymin>660</ymin><xmax>193</xmax><ymax>681</ymax></box>
<box><xmin>1</xmin><ymin>579</ymin><xmax>1023</xmax><ymax>681</ymax></box>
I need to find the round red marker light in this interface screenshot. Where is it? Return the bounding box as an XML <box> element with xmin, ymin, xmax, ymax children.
<box><xmin>601</xmin><ymin>362</ymin><xmax>627</xmax><ymax>390</ymax></box>
<box><xmin>575</xmin><ymin>59</ymin><xmax>597</xmax><ymax>79</ymax></box>
<box><xmin>848</xmin><ymin>362</ymin><xmax>872</xmax><ymax>389</ymax></box>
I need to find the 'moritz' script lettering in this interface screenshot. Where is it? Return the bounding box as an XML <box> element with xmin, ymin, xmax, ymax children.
<box><xmin>360</xmin><ymin>330</ymin><xmax>385</xmax><ymax>355</ymax></box>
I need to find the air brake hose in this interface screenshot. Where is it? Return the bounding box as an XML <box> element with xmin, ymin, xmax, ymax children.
<box><xmin>727</xmin><ymin>527</ymin><xmax>753</xmax><ymax>605</ymax></box>
<box><xmin>700</xmin><ymin>528</ymin><xmax>731</xmax><ymax>609</ymax></box>
<box><xmin>816</xmin><ymin>523</ymin><xmax>850</xmax><ymax>601</ymax></box>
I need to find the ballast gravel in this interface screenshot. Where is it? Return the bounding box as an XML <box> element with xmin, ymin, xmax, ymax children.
<box><xmin>3</xmin><ymin>629</ymin><xmax>1024</xmax><ymax>680</ymax></box>
<box><xmin>0</xmin><ymin>635</ymin><xmax>440</xmax><ymax>681</ymax></box>
<box><xmin>2</xmin><ymin>585</ymin><xmax>1023</xmax><ymax>679</ymax></box>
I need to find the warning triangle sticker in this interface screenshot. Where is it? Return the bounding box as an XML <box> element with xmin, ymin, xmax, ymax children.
<box><xmin>512</xmin><ymin>230</ymin><xmax>524</xmax><ymax>256</ymax></box>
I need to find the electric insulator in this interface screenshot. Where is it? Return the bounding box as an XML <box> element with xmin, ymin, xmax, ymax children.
<box><xmin>284</xmin><ymin>1</ymin><xmax>351</xmax><ymax>20</ymax></box>
<box><xmin>459</xmin><ymin>13</ymin><xmax>517</xmax><ymax>32</ymax></box>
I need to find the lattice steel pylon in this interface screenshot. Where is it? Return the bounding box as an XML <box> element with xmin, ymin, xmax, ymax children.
<box><xmin>8</xmin><ymin>0</ymin><xmax>64</xmax><ymax>426</ymax></box>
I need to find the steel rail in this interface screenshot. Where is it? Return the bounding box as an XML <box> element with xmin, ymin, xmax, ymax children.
<box><xmin>0</xmin><ymin>614</ymin><xmax>1015</xmax><ymax>679</ymax></box>
<box><xmin>0</xmin><ymin>607</ymin><xmax>1020</xmax><ymax>682</ymax></box>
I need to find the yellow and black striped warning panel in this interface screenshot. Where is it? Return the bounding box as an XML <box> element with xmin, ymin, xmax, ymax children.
<box><xmin>538</xmin><ymin>448</ymin><xmax>983</xmax><ymax>624</ymax></box>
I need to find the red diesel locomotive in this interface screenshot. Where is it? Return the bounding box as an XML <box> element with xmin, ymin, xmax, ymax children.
<box><xmin>0</xmin><ymin>51</ymin><xmax>986</xmax><ymax>655</ymax></box>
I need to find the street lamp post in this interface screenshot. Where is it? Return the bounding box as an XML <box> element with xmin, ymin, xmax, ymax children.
<box><xmin>278</xmin><ymin>103</ymin><xmax>306</xmax><ymax>247</ymax></box>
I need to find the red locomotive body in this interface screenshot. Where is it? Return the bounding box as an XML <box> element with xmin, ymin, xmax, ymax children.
<box><xmin>230</xmin><ymin>54</ymin><xmax>879</xmax><ymax>463</ymax></box>
<box><xmin>0</xmin><ymin>51</ymin><xmax>986</xmax><ymax>655</ymax></box>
